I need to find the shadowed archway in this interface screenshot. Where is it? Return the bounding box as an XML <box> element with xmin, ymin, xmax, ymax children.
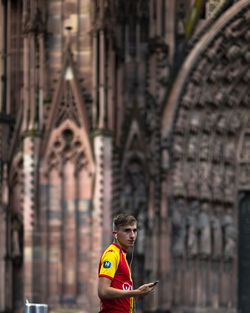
<box><xmin>161</xmin><ymin>0</ymin><xmax>250</xmax><ymax>311</ymax></box>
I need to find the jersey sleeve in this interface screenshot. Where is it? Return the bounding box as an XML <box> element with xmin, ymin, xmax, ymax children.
<box><xmin>99</xmin><ymin>249</ymin><xmax>119</xmax><ymax>280</ymax></box>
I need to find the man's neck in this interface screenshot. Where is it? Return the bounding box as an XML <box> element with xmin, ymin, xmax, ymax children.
<box><xmin>114</xmin><ymin>239</ymin><xmax>128</xmax><ymax>252</ymax></box>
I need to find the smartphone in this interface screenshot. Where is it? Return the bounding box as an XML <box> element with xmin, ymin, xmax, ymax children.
<box><xmin>152</xmin><ymin>280</ymin><xmax>159</xmax><ymax>285</ymax></box>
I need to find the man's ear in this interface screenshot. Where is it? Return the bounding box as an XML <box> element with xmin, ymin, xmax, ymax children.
<box><xmin>113</xmin><ymin>231</ymin><xmax>117</xmax><ymax>239</ymax></box>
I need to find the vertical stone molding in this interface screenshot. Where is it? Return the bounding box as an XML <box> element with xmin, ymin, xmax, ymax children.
<box><xmin>62</xmin><ymin>161</ymin><xmax>77</xmax><ymax>302</ymax></box>
<box><xmin>76</xmin><ymin>168</ymin><xmax>91</xmax><ymax>306</ymax></box>
<box><xmin>0</xmin><ymin>1</ymin><xmax>3</xmax><ymax>113</ymax></box>
<box><xmin>23</xmin><ymin>136</ymin><xmax>40</xmax><ymax>301</ymax></box>
<box><xmin>91</xmin><ymin>134</ymin><xmax>112</xmax><ymax>306</ymax></box>
<box><xmin>0</xmin><ymin>203</ymin><xmax>6</xmax><ymax>311</ymax></box>
<box><xmin>47</xmin><ymin>168</ymin><xmax>61</xmax><ymax>304</ymax></box>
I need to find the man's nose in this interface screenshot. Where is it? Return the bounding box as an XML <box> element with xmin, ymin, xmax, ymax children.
<box><xmin>130</xmin><ymin>231</ymin><xmax>136</xmax><ymax>238</ymax></box>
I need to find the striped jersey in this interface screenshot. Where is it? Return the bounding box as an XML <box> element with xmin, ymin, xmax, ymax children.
<box><xmin>98</xmin><ymin>243</ymin><xmax>133</xmax><ymax>313</ymax></box>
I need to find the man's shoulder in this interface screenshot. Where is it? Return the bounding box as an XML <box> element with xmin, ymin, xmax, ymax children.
<box><xmin>102</xmin><ymin>244</ymin><xmax>120</xmax><ymax>258</ymax></box>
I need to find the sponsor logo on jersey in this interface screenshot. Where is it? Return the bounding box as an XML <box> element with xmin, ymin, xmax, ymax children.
<box><xmin>104</xmin><ymin>261</ymin><xmax>112</xmax><ymax>268</ymax></box>
<box><xmin>122</xmin><ymin>282</ymin><xmax>132</xmax><ymax>291</ymax></box>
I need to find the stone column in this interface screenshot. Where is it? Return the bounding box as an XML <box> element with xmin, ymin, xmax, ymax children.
<box><xmin>144</xmin><ymin>181</ymin><xmax>158</xmax><ymax>311</ymax></box>
<box><xmin>76</xmin><ymin>168</ymin><xmax>92</xmax><ymax>306</ymax></box>
<box><xmin>0</xmin><ymin>203</ymin><xmax>6</xmax><ymax>311</ymax></box>
<box><xmin>47</xmin><ymin>168</ymin><xmax>61</xmax><ymax>304</ymax></box>
<box><xmin>62</xmin><ymin>161</ymin><xmax>77</xmax><ymax>303</ymax></box>
<box><xmin>159</xmin><ymin>176</ymin><xmax>172</xmax><ymax>310</ymax></box>
<box><xmin>0</xmin><ymin>2</ymin><xmax>6</xmax><ymax>292</ymax></box>
<box><xmin>90</xmin><ymin>133</ymin><xmax>112</xmax><ymax>308</ymax></box>
<box><xmin>0</xmin><ymin>1</ymin><xmax>4</xmax><ymax>112</ymax></box>
<box><xmin>98</xmin><ymin>30</ymin><xmax>106</xmax><ymax>129</ymax></box>
<box><xmin>23</xmin><ymin>135</ymin><xmax>40</xmax><ymax>301</ymax></box>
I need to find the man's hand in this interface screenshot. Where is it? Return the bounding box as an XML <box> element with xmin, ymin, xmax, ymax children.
<box><xmin>98</xmin><ymin>277</ymin><xmax>157</xmax><ymax>300</ymax></box>
<box><xmin>135</xmin><ymin>282</ymin><xmax>156</xmax><ymax>296</ymax></box>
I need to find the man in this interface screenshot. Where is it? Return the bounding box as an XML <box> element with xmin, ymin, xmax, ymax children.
<box><xmin>98</xmin><ymin>213</ymin><xmax>157</xmax><ymax>312</ymax></box>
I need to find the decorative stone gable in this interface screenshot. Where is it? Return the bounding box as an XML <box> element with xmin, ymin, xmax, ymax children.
<box><xmin>39</xmin><ymin>45</ymin><xmax>94</xmax><ymax>308</ymax></box>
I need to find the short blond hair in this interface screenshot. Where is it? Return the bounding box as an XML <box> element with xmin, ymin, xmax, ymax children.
<box><xmin>113</xmin><ymin>213</ymin><xmax>137</xmax><ymax>231</ymax></box>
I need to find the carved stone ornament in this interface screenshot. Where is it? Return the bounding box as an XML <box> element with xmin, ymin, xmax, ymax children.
<box><xmin>240</xmin><ymin>133</ymin><xmax>250</xmax><ymax>160</ymax></box>
<box><xmin>187</xmin><ymin>136</ymin><xmax>198</xmax><ymax>160</ymax></box>
<box><xmin>239</xmin><ymin>163</ymin><xmax>250</xmax><ymax>187</ymax></box>
<box><xmin>216</xmin><ymin>113</ymin><xmax>227</xmax><ymax>134</ymax></box>
<box><xmin>11</xmin><ymin>213</ymin><xmax>23</xmax><ymax>264</ymax></box>
<box><xmin>206</xmin><ymin>0</ymin><xmax>227</xmax><ymax>19</ymax></box>
<box><xmin>211</xmin><ymin>205</ymin><xmax>223</xmax><ymax>260</ymax></box>
<box><xmin>227</xmin><ymin>111</ymin><xmax>242</xmax><ymax>134</ymax></box>
<box><xmin>145</xmin><ymin>91</ymin><xmax>157</xmax><ymax>137</ymax></box>
<box><xmin>224</xmin><ymin>165</ymin><xmax>235</xmax><ymax>203</ymax></box>
<box><xmin>224</xmin><ymin>138</ymin><xmax>235</xmax><ymax>163</ymax></box>
<box><xmin>172</xmin><ymin>135</ymin><xmax>184</xmax><ymax>160</ymax></box>
<box><xmin>55</xmin><ymin>81</ymin><xmax>81</xmax><ymax>128</ymax></box>
<box><xmin>208</xmin><ymin>63</ymin><xmax>225</xmax><ymax>84</ymax></box>
<box><xmin>202</xmin><ymin>110</ymin><xmax>218</xmax><ymax>133</ymax></box>
<box><xmin>187</xmin><ymin>201</ymin><xmax>199</xmax><ymax>258</ymax></box>
<box><xmin>182</xmin><ymin>83</ymin><xmax>195</xmax><ymax>108</ymax></box>
<box><xmin>186</xmin><ymin>162</ymin><xmax>199</xmax><ymax>198</ymax></box>
<box><xmin>172</xmin><ymin>162</ymin><xmax>186</xmax><ymax>197</ymax></box>
<box><xmin>172</xmin><ymin>198</ymin><xmax>186</xmax><ymax>258</ymax></box>
<box><xmin>212</xmin><ymin>135</ymin><xmax>223</xmax><ymax>162</ymax></box>
<box><xmin>156</xmin><ymin>45</ymin><xmax>170</xmax><ymax>87</ymax></box>
<box><xmin>200</xmin><ymin>133</ymin><xmax>210</xmax><ymax>161</ymax></box>
<box><xmin>199</xmin><ymin>162</ymin><xmax>212</xmax><ymax>200</ymax></box>
<box><xmin>46</xmin><ymin>128</ymin><xmax>88</xmax><ymax>175</ymax></box>
<box><xmin>189</xmin><ymin>112</ymin><xmax>201</xmax><ymax>133</ymax></box>
<box><xmin>192</xmin><ymin>59</ymin><xmax>208</xmax><ymax>85</ymax></box>
<box><xmin>23</xmin><ymin>8</ymin><xmax>45</xmax><ymax>34</ymax></box>
<box><xmin>197</xmin><ymin>202</ymin><xmax>211</xmax><ymax>258</ymax></box>
<box><xmin>121</xmin><ymin>157</ymin><xmax>147</xmax><ymax>216</ymax></box>
<box><xmin>222</xmin><ymin>208</ymin><xmax>237</xmax><ymax>261</ymax></box>
<box><xmin>211</xmin><ymin>164</ymin><xmax>224</xmax><ymax>201</ymax></box>
<box><xmin>205</xmin><ymin>37</ymin><xmax>223</xmax><ymax>61</ymax></box>
<box><xmin>175</xmin><ymin>108</ymin><xmax>188</xmax><ymax>135</ymax></box>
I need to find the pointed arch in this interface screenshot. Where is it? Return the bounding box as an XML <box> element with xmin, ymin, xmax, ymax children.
<box><xmin>42</xmin><ymin>45</ymin><xmax>94</xmax><ymax>174</ymax></box>
<box><xmin>39</xmin><ymin>45</ymin><xmax>94</xmax><ymax>306</ymax></box>
<box><xmin>122</xmin><ymin>117</ymin><xmax>148</xmax><ymax>170</ymax></box>
<box><xmin>120</xmin><ymin>109</ymin><xmax>149</xmax><ymax>210</ymax></box>
<box><xmin>160</xmin><ymin>1</ymin><xmax>250</xmax><ymax>310</ymax></box>
<box><xmin>162</xmin><ymin>0</ymin><xmax>250</xmax><ymax>139</ymax></box>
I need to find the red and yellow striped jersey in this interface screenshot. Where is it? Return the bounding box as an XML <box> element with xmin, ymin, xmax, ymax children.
<box><xmin>98</xmin><ymin>243</ymin><xmax>133</xmax><ymax>313</ymax></box>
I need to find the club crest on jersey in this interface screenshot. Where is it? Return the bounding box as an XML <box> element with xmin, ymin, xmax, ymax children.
<box><xmin>122</xmin><ymin>282</ymin><xmax>132</xmax><ymax>291</ymax></box>
<box><xmin>104</xmin><ymin>261</ymin><xmax>112</xmax><ymax>268</ymax></box>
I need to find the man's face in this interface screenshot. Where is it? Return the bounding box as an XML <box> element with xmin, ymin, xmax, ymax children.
<box><xmin>116</xmin><ymin>222</ymin><xmax>137</xmax><ymax>250</ymax></box>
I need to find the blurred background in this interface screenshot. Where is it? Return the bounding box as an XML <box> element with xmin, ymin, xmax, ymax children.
<box><xmin>0</xmin><ymin>0</ymin><xmax>249</xmax><ymax>312</ymax></box>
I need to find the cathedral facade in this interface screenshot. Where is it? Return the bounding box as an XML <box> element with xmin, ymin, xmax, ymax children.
<box><xmin>0</xmin><ymin>0</ymin><xmax>249</xmax><ymax>313</ymax></box>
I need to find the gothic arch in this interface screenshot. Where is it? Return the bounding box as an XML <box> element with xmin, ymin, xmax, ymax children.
<box><xmin>162</xmin><ymin>0</ymin><xmax>250</xmax><ymax>138</ymax></box>
<box><xmin>120</xmin><ymin>117</ymin><xmax>149</xmax><ymax>216</ymax></box>
<box><xmin>161</xmin><ymin>0</ymin><xmax>250</xmax><ymax>310</ymax></box>
<box><xmin>39</xmin><ymin>46</ymin><xmax>94</xmax><ymax>306</ymax></box>
<box><xmin>42</xmin><ymin>45</ymin><xmax>94</xmax><ymax>174</ymax></box>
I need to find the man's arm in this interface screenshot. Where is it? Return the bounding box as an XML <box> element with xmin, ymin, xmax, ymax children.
<box><xmin>98</xmin><ymin>276</ymin><xmax>155</xmax><ymax>300</ymax></box>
